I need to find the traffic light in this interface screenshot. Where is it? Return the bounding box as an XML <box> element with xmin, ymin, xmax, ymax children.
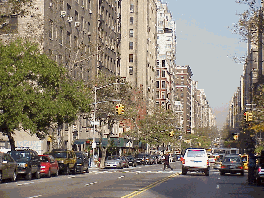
<box><xmin>121</xmin><ymin>105</ymin><xmax>125</xmax><ymax>114</ymax></box>
<box><xmin>233</xmin><ymin>134</ymin><xmax>238</xmax><ymax>140</ymax></box>
<box><xmin>169</xmin><ymin>131</ymin><xmax>174</xmax><ymax>137</ymax></box>
<box><xmin>116</xmin><ymin>104</ymin><xmax>121</xmax><ymax>115</ymax></box>
<box><xmin>248</xmin><ymin>112</ymin><xmax>253</xmax><ymax>121</ymax></box>
<box><xmin>244</xmin><ymin>112</ymin><xmax>249</xmax><ymax>121</ymax></box>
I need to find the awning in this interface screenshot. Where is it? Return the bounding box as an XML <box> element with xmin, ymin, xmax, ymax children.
<box><xmin>73</xmin><ymin>139</ymin><xmax>87</xmax><ymax>145</ymax></box>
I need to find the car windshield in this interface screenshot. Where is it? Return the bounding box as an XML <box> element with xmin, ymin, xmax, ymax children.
<box><xmin>52</xmin><ymin>152</ymin><xmax>67</xmax><ymax>158</ymax></box>
<box><xmin>107</xmin><ymin>156</ymin><xmax>120</xmax><ymax>160</ymax></box>
<box><xmin>75</xmin><ymin>152</ymin><xmax>83</xmax><ymax>158</ymax></box>
<box><xmin>223</xmin><ymin>157</ymin><xmax>240</xmax><ymax>163</ymax></box>
<box><xmin>8</xmin><ymin>151</ymin><xmax>31</xmax><ymax>162</ymax></box>
<box><xmin>40</xmin><ymin>156</ymin><xmax>49</xmax><ymax>162</ymax></box>
<box><xmin>187</xmin><ymin>150</ymin><xmax>206</xmax><ymax>157</ymax></box>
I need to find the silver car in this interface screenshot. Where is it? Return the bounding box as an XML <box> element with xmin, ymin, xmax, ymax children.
<box><xmin>104</xmin><ymin>155</ymin><xmax>123</xmax><ymax>169</ymax></box>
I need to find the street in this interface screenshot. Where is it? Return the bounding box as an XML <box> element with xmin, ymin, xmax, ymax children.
<box><xmin>0</xmin><ymin>162</ymin><xmax>263</xmax><ymax>198</ymax></box>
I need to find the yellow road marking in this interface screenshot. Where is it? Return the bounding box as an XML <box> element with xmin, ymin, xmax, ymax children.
<box><xmin>121</xmin><ymin>173</ymin><xmax>179</xmax><ymax>198</ymax></box>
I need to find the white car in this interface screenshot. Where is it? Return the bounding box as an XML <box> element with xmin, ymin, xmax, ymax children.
<box><xmin>104</xmin><ymin>155</ymin><xmax>123</xmax><ymax>169</ymax></box>
<box><xmin>182</xmin><ymin>148</ymin><xmax>209</xmax><ymax>176</ymax></box>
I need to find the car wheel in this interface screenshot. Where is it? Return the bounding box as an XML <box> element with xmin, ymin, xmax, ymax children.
<box><xmin>11</xmin><ymin>171</ymin><xmax>17</xmax><ymax>182</ymax></box>
<box><xmin>220</xmin><ymin>171</ymin><xmax>225</xmax><ymax>176</ymax></box>
<box><xmin>0</xmin><ymin>171</ymin><xmax>2</xmax><ymax>183</ymax></box>
<box><xmin>86</xmin><ymin>167</ymin><xmax>89</xmax><ymax>173</ymax></box>
<box><xmin>205</xmin><ymin>170</ymin><xmax>209</xmax><ymax>176</ymax></box>
<box><xmin>241</xmin><ymin>171</ymin><xmax>244</xmax><ymax>176</ymax></box>
<box><xmin>182</xmin><ymin>169</ymin><xmax>187</xmax><ymax>175</ymax></box>
<box><xmin>25</xmin><ymin>170</ymin><xmax>32</xmax><ymax>180</ymax></box>
<box><xmin>47</xmin><ymin>169</ymin><xmax>51</xmax><ymax>178</ymax></box>
<box><xmin>35</xmin><ymin>169</ymin><xmax>40</xmax><ymax>179</ymax></box>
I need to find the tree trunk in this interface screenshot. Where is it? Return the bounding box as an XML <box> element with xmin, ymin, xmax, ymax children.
<box><xmin>100</xmin><ymin>147</ymin><xmax>107</xmax><ymax>169</ymax></box>
<box><xmin>7</xmin><ymin>130</ymin><xmax>16</xmax><ymax>151</ymax></box>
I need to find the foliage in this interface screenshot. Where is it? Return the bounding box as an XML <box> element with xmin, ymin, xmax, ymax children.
<box><xmin>133</xmin><ymin>106</ymin><xmax>180</xmax><ymax>148</ymax></box>
<box><xmin>251</xmin><ymin>84</ymin><xmax>264</xmax><ymax>132</ymax></box>
<box><xmin>0</xmin><ymin>39</ymin><xmax>92</xmax><ymax>150</ymax></box>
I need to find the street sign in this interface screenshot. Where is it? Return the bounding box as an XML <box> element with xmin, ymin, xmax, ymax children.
<box><xmin>91</xmin><ymin>121</ymin><xmax>100</xmax><ymax>125</ymax></box>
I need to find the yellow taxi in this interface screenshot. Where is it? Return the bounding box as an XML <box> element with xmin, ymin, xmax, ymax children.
<box><xmin>241</xmin><ymin>154</ymin><xmax>248</xmax><ymax>170</ymax></box>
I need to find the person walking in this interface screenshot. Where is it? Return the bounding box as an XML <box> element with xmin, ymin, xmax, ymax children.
<box><xmin>248</xmin><ymin>149</ymin><xmax>256</xmax><ymax>184</ymax></box>
<box><xmin>163</xmin><ymin>153</ymin><xmax>173</xmax><ymax>171</ymax></box>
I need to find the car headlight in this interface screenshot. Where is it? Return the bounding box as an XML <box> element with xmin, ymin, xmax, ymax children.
<box><xmin>59</xmin><ymin>160</ymin><xmax>64</xmax><ymax>163</ymax></box>
<box><xmin>77</xmin><ymin>163</ymin><xmax>83</xmax><ymax>166</ymax></box>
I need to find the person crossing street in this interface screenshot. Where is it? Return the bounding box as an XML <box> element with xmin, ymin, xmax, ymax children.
<box><xmin>164</xmin><ymin>153</ymin><xmax>173</xmax><ymax>171</ymax></box>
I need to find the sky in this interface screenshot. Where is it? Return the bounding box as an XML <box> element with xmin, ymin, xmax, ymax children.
<box><xmin>163</xmin><ymin>0</ymin><xmax>252</xmax><ymax>129</ymax></box>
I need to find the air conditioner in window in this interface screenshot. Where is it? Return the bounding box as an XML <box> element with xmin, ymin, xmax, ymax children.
<box><xmin>60</xmin><ymin>11</ymin><xmax>66</xmax><ymax>17</ymax></box>
<box><xmin>67</xmin><ymin>17</ymin><xmax>73</xmax><ymax>22</ymax></box>
<box><xmin>89</xmin><ymin>9</ymin><xmax>92</xmax><ymax>14</ymax></box>
<box><xmin>75</xmin><ymin>22</ymin><xmax>80</xmax><ymax>27</ymax></box>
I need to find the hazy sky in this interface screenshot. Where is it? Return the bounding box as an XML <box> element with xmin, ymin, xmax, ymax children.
<box><xmin>164</xmin><ymin>0</ymin><xmax>251</xmax><ymax>129</ymax></box>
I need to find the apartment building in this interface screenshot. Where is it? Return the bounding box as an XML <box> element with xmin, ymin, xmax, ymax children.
<box><xmin>174</xmin><ymin>65</ymin><xmax>192</xmax><ymax>133</ymax></box>
<box><xmin>0</xmin><ymin>0</ymin><xmax>121</xmax><ymax>151</ymax></box>
<box><xmin>155</xmin><ymin>0</ymin><xmax>176</xmax><ymax>110</ymax></box>
<box><xmin>120</xmin><ymin>0</ymin><xmax>157</xmax><ymax>109</ymax></box>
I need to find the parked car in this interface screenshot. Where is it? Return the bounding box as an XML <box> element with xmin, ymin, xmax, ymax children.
<box><xmin>219</xmin><ymin>155</ymin><xmax>244</xmax><ymax>176</ymax></box>
<box><xmin>135</xmin><ymin>153</ymin><xmax>149</xmax><ymax>165</ymax></box>
<box><xmin>39</xmin><ymin>155</ymin><xmax>59</xmax><ymax>177</ymax></box>
<box><xmin>50</xmin><ymin>149</ymin><xmax>77</xmax><ymax>175</ymax></box>
<box><xmin>255</xmin><ymin>154</ymin><xmax>264</xmax><ymax>185</ymax></box>
<box><xmin>127</xmin><ymin>156</ymin><xmax>137</xmax><ymax>167</ymax></box>
<box><xmin>145</xmin><ymin>155</ymin><xmax>154</xmax><ymax>165</ymax></box>
<box><xmin>104</xmin><ymin>155</ymin><xmax>123</xmax><ymax>169</ymax></box>
<box><xmin>8</xmin><ymin>148</ymin><xmax>41</xmax><ymax>180</ymax></box>
<box><xmin>182</xmin><ymin>148</ymin><xmax>209</xmax><ymax>176</ymax></box>
<box><xmin>74</xmin><ymin>151</ymin><xmax>89</xmax><ymax>173</ymax></box>
<box><xmin>241</xmin><ymin>154</ymin><xmax>249</xmax><ymax>170</ymax></box>
<box><xmin>208</xmin><ymin>155</ymin><xmax>216</xmax><ymax>164</ymax></box>
<box><xmin>121</xmin><ymin>156</ymin><xmax>129</xmax><ymax>168</ymax></box>
<box><xmin>0</xmin><ymin>152</ymin><xmax>17</xmax><ymax>183</ymax></box>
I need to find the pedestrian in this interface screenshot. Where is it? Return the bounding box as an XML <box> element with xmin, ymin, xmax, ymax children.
<box><xmin>163</xmin><ymin>153</ymin><xmax>173</xmax><ymax>171</ymax></box>
<box><xmin>248</xmin><ymin>149</ymin><xmax>256</xmax><ymax>184</ymax></box>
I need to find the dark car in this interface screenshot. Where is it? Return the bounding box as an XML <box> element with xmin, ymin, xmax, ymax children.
<box><xmin>8</xmin><ymin>149</ymin><xmax>41</xmax><ymax>180</ymax></box>
<box><xmin>219</xmin><ymin>155</ymin><xmax>244</xmax><ymax>176</ymax></box>
<box><xmin>135</xmin><ymin>153</ymin><xmax>149</xmax><ymax>165</ymax></box>
<box><xmin>0</xmin><ymin>152</ymin><xmax>17</xmax><ymax>183</ymax></box>
<box><xmin>74</xmin><ymin>151</ymin><xmax>89</xmax><ymax>173</ymax></box>
<box><xmin>50</xmin><ymin>149</ymin><xmax>77</xmax><ymax>175</ymax></box>
<box><xmin>127</xmin><ymin>156</ymin><xmax>137</xmax><ymax>167</ymax></box>
<box><xmin>39</xmin><ymin>155</ymin><xmax>59</xmax><ymax>177</ymax></box>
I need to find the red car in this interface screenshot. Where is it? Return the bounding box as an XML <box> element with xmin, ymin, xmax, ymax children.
<box><xmin>39</xmin><ymin>155</ymin><xmax>59</xmax><ymax>177</ymax></box>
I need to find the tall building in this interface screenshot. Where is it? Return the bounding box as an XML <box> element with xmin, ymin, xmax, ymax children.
<box><xmin>120</xmin><ymin>0</ymin><xmax>157</xmax><ymax>109</ymax></box>
<box><xmin>174</xmin><ymin>65</ymin><xmax>192</xmax><ymax>133</ymax></box>
<box><xmin>155</xmin><ymin>0</ymin><xmax>176</xmax><ymax>110</ymax></box>
<box><xmin>0</xmin><ymin>0</ymin><xmax>122</xmax><ymax>151</ymax></box>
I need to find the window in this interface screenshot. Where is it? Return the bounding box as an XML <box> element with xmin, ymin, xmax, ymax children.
<box><xmin>161</xmin><ymin>92</ymin><xmax>166</xmax><ymax>99</ymax></box>
<box><xmin>156</xmin><ymin>81</ymin><xmax>159</xmax><ymax>88</ymax></box>
<box><xmin>130</xmin><ymin>4</ymin><xmax>134</xmax><ymax>13</ymax></box>
<box><xmin>129</xmin><ymin>42</ymin><xmax>133</xmax><ymax>50</ymax></box>
<box><xmin>130</xmin><ymin>17</ymin><xmax>133</xmax><ymax>25</ymax></box>
<box><xmin>162</xmin><ymin>81</ymin><xmax>165</xmax><ymax>88</ymax></box>
<box><xmin>156</xmin><ymin>91</ymin><xmax>159</xmax><ymax>98</ymax></box>
<box><xmin>162</xmin><ymin>60</ymin><xmax>165</xmax><ymax>67</ymax></box>
<box><xmin>156</xmin><ymin>70</ymin><xmax>160</xmax><ymax>77</ymax></box>
<box><xmin>129</xmin><ymin>66</ymin><xmax>133</xmax><ymax>75</ymax></box>
<box><xmin>129</xmin><ymin>54</ymin><xmax>133</xmax><ymax>62</ymax></box>
<box><xmin>157</xmin><ymin>60</ymin><xmax>160</xmax><ymax>66</ymax></box>
<box><xmin>129</xmin><ymin>29</ymin><xmax>133</xmax><ymax>37</ymax></box>
<box><xmin>162</xmin><ymin>70</ymin><xmax>165</xmax><ymax>77</ymax></box>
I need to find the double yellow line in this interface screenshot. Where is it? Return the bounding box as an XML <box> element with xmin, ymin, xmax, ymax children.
<box><xmin>121</xmin><ymin>173</ymin><xmax>179</xmax><ymax>198</ymax></box>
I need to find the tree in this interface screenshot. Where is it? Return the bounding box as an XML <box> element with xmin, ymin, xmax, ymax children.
<box><xmin>0</xmin><ymin>39</ymin><xmax>92</xmax><ymax>150</ymax></box>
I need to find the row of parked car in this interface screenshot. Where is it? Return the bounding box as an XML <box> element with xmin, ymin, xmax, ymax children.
<box><xmin>0</xmin><ymin>148</ymin><xmax>89</xmax><ymax>183</ymax></box>
<box><xmin>104</xmin><ymin>153</ymin><xmax>174</xmax><ymax>169</ymax></box>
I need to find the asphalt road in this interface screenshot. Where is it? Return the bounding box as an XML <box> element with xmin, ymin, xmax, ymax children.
<box><xmin>0</xmin><ymin>162</ymin><xmax>263</xmax><ymax>198</ymax></box>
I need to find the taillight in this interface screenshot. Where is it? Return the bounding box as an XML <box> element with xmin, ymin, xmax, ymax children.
<box><xmin>238</xmin><ymin>166</ymin><xmax>243</xmax><ymax>169</ymax></box>
<box><xmin>207</xmin><ymin>159</ymin><xmax>209</xmax><ymax>166</ymax></box>
<box><xmin>258</xmin><ymin>167</ymin><xmax>261</xmax><ymax>172</ymax></box>
<box><xmin>221</xmin><ymin>165</ymin><xmax>226</xmax><ymax>169</ymax></box>
<box><xmin>182</xmin><ymin>159</ymin><xmax>185</xmax><ymax>164</ymax></box>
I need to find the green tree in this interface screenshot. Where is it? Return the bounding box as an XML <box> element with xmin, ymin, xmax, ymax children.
<box><xmin>0</xmin><ymin>39</ymin><xmax>91</xmax><ymax>150</ymax></box>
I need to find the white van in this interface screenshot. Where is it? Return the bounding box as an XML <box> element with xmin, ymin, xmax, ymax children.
<box><xmin>182</xmin><ymin>148</ymin><xmax>209</xmax><ymax>176</ymax></box>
